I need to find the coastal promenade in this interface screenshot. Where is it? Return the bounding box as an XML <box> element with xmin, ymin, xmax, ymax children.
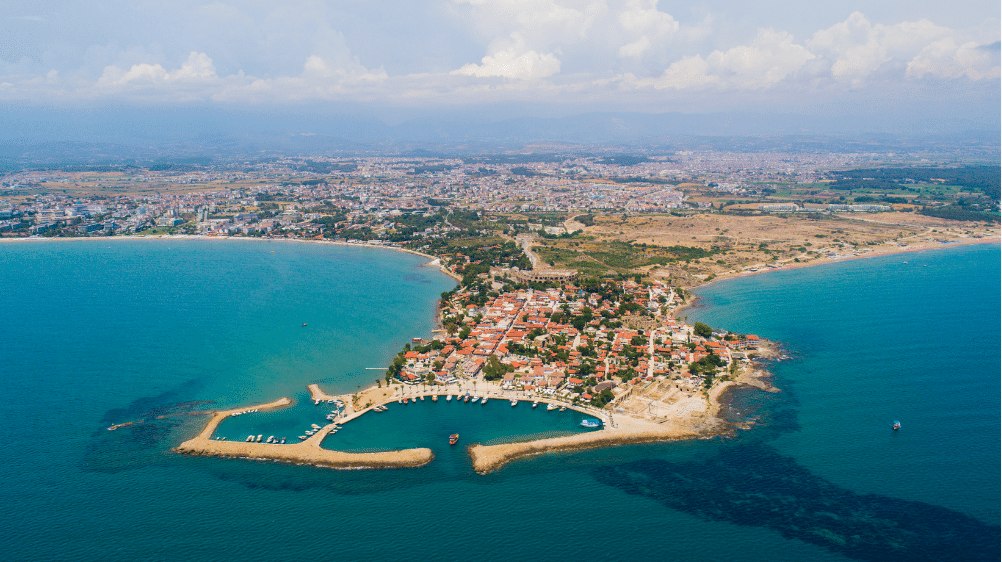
<box><xmin>173</xmin><ymin>396</ymin><xmax>434</xmax><ymax>470</ymax></box>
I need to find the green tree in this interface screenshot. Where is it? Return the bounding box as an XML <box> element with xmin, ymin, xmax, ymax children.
<box><xmin>693</xmin><ymin>322</ymin><xmax>713</xmax><ymax>338</ymax></box>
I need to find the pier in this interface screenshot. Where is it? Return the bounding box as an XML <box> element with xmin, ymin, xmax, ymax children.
<box><xmin>173</xmin><ymin>396</ymin><xmax>434</xmax><ymax>470</ymax></box>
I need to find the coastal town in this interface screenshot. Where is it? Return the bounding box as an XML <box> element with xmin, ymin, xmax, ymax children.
<box><xmin>8</xmin><ymin>153</ymin><xmax>997</xmax><ymax>471</ymax></box>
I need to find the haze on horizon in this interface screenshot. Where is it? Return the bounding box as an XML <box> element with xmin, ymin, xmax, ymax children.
<box><xmin>1</xmin><ymin>0</ymin><xmax>1000</xmax><ymax>145</ymax></box>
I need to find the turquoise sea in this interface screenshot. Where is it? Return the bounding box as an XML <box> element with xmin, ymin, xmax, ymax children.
<box><xmin>1</xmin><ymin>239</ymin><xmax>998</xmax><ymax>561</ymax></box>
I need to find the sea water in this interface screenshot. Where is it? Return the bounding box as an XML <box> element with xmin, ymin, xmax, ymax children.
<box><xmin>1</xmin><ymin>239</ymin><xmax>998</xmax><ymax>561</ymax></box>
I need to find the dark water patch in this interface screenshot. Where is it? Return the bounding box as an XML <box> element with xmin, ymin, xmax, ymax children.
<box><xmin>592</xmin><ymin>443</ymin><xmax>1000</xmax><ymax>561</ymax></box>
<box><xmin>82</xmin><ymin>381</ymin><xmax>212</xmax><ymax>473</ymax></box>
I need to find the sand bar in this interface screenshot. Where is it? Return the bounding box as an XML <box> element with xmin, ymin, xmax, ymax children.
<box><xmin>174</xmin><ymin>396</ymin><xmax>434</xmax><ymax>470</ymax></box>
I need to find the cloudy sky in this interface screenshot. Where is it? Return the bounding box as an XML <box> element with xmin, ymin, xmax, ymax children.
<box><xmin>2</xmin><ymin>0</ymin><xmax>999</xmax><ymax>129</ymax></box>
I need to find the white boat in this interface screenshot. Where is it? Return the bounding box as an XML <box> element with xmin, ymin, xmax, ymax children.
<box><xmin>305</xmin><ymin>430</ymin><xmax>315</xmax><ymax>435</ymax></box>
<box><xmin>446</xmin><ymin>394</ymin><xmax>453</xmax><ymax>401</ymax></box>
<box><xmin>420</xmin><ymin>395</ymin><xmax>425</xmax><ymax>401</ymax></box>
<box><xmin>311</xmin><ymin>424</ymin><xmax>321</xmax><ymax>429</ymax></box>
<box><xmin>280</xmin><ymin>438</ymin><xmax>286</xmax><ymax>444</ymax></box>
<box><xmin>580</xmin><ymin>419</ymin><xmax>602</xmax><ymax>428</ymax></box>
<box><xmin>510</xmin><ymin>399</ymin><xmax>518</xmax><ymax>406</ymax></box>
<box><xmin>472</xmin><ymin>396</ymin><xmax>480</xmax><ymax>403</ymax></box>
<box><xmin>559</xmin><ymin>406</ymin><xmax>566</xmax><ymax>411</ymax></box>
<box><xmin>481</xmin><ymin>397</ymin><xmax>488</xmax><ymax>405</ymax></box>
<box><xmin>546</xmin><ymin>403</ymin><xmax>558</xmax><ymax>411</ymax></box>
<box><xmin>298</xmin><ymin>435</ymin><xmax>307</xmax><ymax>440</ymax></box>
<box><xmin>246</xmin><ymin>435</ymin><xmax>254</xmax><ymax>442</ymax></box>
<box><xmin>266</xmin><ymin>436</ymin><xmax>275</xmax><ymax>443</ymax></box>
<box><xmin>255</xmin><ymin>434</ymin><xmax>263</xmax><ymax>442</ymax></box>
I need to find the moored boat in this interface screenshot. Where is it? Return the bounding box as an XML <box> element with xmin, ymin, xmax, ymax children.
<box><xmin>532</xmin><ymin>401</ymin><xmax>538</xmax><ymax>408</ymax></box>
<box><xmin>481</xmin><ymin>396</ymin><xmax>488</xmax><ymax>405</ymax></box>
<box><xmin>246</xmin><ymin>435</ymin><xmax>254</xmax><ymax>442</ymax></box>
<box><xmin>510</xmin><ymin>399</ymin><xmax>518</xmax><ymax>406</ymax></box>
<box><xmin>580</xmin><ymin>419</ymin><xmax>601</xmax><ymax>428</ymax></box>
<box><xmin>255</xmin><ymin>434</ymin><xmax>263</xmax><ymax>442</ymax></box>
<box><xmin>546</xmin><ymin>403</ymin><xmax>558</xmax><ymax>411</ymax></box>
<box><xmin>446</xmin><ymin>394</ymin><xmax>453</xmax><ymax>401</ymax></box>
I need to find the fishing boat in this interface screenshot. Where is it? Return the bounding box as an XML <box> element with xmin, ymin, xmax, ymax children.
<box><xmin>449</xmin><ymin>433</ymin><xmax>459</xmax><ymax>445</ymax></box>
<box><xmin>464</xmin><ymin>395</ymin><xmax>470</xmax><ymax>403</ymax></box>
<box><xmin>892</xmin><ymin>420</ymin><xmax>901</xmax><ymax>430</ymax></box>
<box><xmin>546</xmin><ymin>403</ymin><xmax>558</xmax><ymax>411</ymax></box>
<box><xmin>580</xmin><ymin>419</ymin><xmax>602</xmax><ymax>428</ymax></box>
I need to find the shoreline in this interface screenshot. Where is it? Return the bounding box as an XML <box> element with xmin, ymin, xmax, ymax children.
<box><xmin>172</xmin><ymin>396</ymin><xmax>435</xmax><ymax>470</ymax></box>
<box><xmin>0</xmin><ymin>234</ymin><xmax>465</xmax><ymax>282</ymax></box>
<box><xmin>690</xmin><ymin>235</ymin><xmax>999</xmax><ymax>292</ymax></box>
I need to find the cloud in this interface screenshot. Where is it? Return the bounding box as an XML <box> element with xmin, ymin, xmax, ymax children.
<box><xmin>633</xmin><ymin>28</ymin><xmax>814</xmax><ymax>90</ymax></box>
<box><xmin>809</xmin><ymin>12</ymin><xmax>955</xmax><ymax>84</ymax></box>
<box><xmin>451</xmin><ymin>32</ymin><xmax>561</xmax><ymax>79</ymax></box>
<box><xmin>907</xmin><ymin>40</ymin><xmax>1001</xmax><ymax>80</ymax></box>
<box><xmin>617</xmin><ymin>0</ymin><xmax>679</xmax><ymax>58</ymax></box>
<box><xmin>98</xmin><ymin>51</ymin><xmax>217</xmax><ymax>87</ymax></box>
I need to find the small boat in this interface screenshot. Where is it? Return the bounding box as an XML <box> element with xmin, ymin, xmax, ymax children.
<box><xmin>481</xmin><ymin>396</ymin><xmax>488</xmax><ymax>405</ymax></box>
<box><xmin>266</xmin><ymin>436</ymin><xmax>275</xmax><ymax>443</ymax></box>
<box><xmin>246</xmin><ymin>435</ymin><xmax>255</xmax><ymax>442</ymax></box>
<box><xmin>446</xmin><ymin>394</ymin><xmax>453</xmax><ymax>401</ymax></box>
<box><xmin>420</xmin><ymin>395</ymin><xmax>425</xmax><ymax>401</ymax></box>
<box><xmin>298</xmin><ymin>435</ymin><xmax>307</xmax><ymax>440</ymax></box>
<box><xmin>559</xmin><ymin>406</ymin><xmax>567</xmax><ymax>412</ymax></box>
<box><xmin>301</xmin><ymin>323</ymin><xmax>308</xmax><ymax>327</ymax></box>
<box><xmin>255</xmin><ymin>434</ymin><xmax>263</xmax><ymax>442</ymax></box>
<box><xmin>471</xmin><ymin>396</ymin><xmax>480</xmax><ymax>403</ymax></box>
<box><xmin>532</xmin><ymin>401</ymin><xmax>538</xmax><ymax>408</ymax></box>
<box><xmin>580</xmin><ymin>419</ymin><xmax>602</xmax><ymax>428</ymax></box>
<box><xmin>464</xmin><ymin>395</ymin><xmax>470</xmax><ymax>403</ymax></box>
<box><xmin>510</xmin><ymin>399</ymin><xmax>518</xmax><ymax>406</ymax></box>
<box><xmin>546</xmin><ymin>403</ymin><xmax>558</xmax><ymax>411</ymax></box>
<box><xmin>305</xmin><ymin>430</ymin><xmax>315</xmax><ymax>436</ymax></box>
<box><xmin>449</xmin><ymin>434</ymin><xmax>459</xmax><ymax>445</ymax></box>
<box><xmin>280</xmin><ymin>438</ymin><xmax>286</xmax><ymax>444</ymax></box>
<box><xmin>311</xmin><ymin>424</ymin><xmax>321</xmax><ymax>429</ymax></box>
<box><xmin>432</xmin><ymin>395</ymin><xmax>438</xmax><ymax>401</ymax></box>
<box><xmin>892</xmin><ymin>420</ymin><xmax>901</xmax><ymax>430</ymax></box>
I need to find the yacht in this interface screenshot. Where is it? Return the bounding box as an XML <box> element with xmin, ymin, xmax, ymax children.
<box><xmin>481</xmin><ymin>396</ymin><xmax>488</xmax><ymax>405</ymax></box>
<box><xmin>446</xmin><ymin>394</ymin><xmax>453</xmax><ymax>402</ymax></box>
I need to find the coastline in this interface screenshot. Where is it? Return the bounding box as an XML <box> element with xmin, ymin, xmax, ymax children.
<box><xmin>690</xmin><ymin>235</ymin><xmax>999</xmax><ymax>292</ymax></box>
<box><xmin>0</xmin><ymin>234</ymin><xmax>465</xmax><ymax>282</ymax></box>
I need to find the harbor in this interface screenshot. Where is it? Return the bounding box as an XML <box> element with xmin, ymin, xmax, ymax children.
<box><xmin>173</xmin><ymin>378</ymin><xmax>715</xmax><ymax>472</ymax></box>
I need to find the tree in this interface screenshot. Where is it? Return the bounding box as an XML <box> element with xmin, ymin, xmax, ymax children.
<box><xmin>693</xmin><ymin>322</ymin><xmax>713</xmax><ymax>338</ymax></box>
<box><xmin>482</xmin><ymin>354</ymin><xmax>514</xmax><ymax>381</ymax></box>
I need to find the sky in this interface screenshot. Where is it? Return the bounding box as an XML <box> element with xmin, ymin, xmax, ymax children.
<box><xmin>1</xmin><ymin>1</ymin><xmax>999</xmax><ymax>137</ymax></box>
